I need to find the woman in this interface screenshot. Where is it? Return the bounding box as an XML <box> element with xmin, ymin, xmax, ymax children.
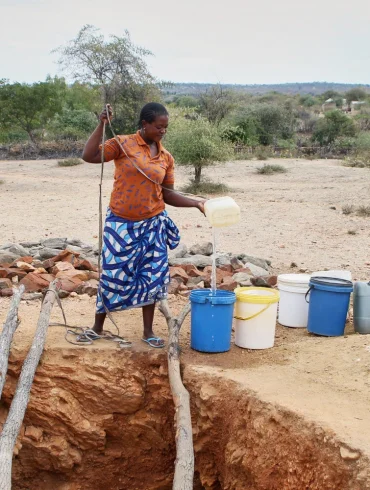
<box><xmin>82</xmin><ymin>102</ymin><xmax>205</xmax><ymax>348</ymax></box>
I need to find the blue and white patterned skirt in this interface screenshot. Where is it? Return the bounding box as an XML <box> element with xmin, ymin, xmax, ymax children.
<box><xmin>96</xmin><ymin>209</ymin><xmax>180</xmax><ymax>313</ymax></box>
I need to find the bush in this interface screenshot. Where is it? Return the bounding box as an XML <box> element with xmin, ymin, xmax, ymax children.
<box><xmin>255</xmin><ymin>150</ymin><xmax>268</xmax><ymax>160</ymax></box>
<box><xmin>257</xmin><ymin>164</ymin><xmax>287</xmax><ymax>174</ymax></box>
<box><xmin>312</xmin><ymin>110</ymin><xmax>357</xmax><ymax>146</ymax></box>
<box><xmin>57</xmin><ymin>158</ymin><xmax>83</xmax><ymax>167</ymax></box>
<box><xmin>357</xmin><ymin>205</ymin><xmax>370</xmax><ymax>217</ymax></box>
<box><xmin>165</xmin><ymin>114</ymin><xmax>233</xmax><ymax>183</ymax></box>
<box><xmin>181</xmin><ymin>179</ymin><xmax>230</xmax><ymax>195</ymax></box>
<box><xmin>50</xmin><ymin>109</ymin><xmax>97</xmax><ymax>140</ymax></box>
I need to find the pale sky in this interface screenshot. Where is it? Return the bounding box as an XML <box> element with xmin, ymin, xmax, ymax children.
<box><xmin>1</xmin><ymin>0</ymin><xmax>369</xmax><ymax>85</ymax></box>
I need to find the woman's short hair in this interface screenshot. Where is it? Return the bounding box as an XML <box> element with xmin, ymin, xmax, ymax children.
<box><xmin>138</xmin><ymin>102</ymin><xmax>169</xmax><ymax>128</ymax></box>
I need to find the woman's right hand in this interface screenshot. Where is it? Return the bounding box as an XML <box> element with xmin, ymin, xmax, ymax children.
<box><xmin>99</xmin><ymin>104</ymin><xmax>113</xmax><ymax>124</ymax></box>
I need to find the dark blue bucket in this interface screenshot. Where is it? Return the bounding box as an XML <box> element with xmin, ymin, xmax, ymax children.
<box><xmin>306</xmin><ymin>277</ymin><xmax>353</xmax><ymax>336</ymax></box>
<box><xmin>190</xmin><ymin>289</ymin><xmax>236</xmax><ymax>352</ymax></box>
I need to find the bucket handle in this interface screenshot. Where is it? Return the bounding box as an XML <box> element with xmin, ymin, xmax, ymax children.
<box><xmin>234</xmin><ymin>303</ymin><xmax>270</xmax><ymax>321</ymax></box>
<box><xmin>305</xmin><ymin>286</ymin><xmax>313</xmax><ymax>303</ymax></box>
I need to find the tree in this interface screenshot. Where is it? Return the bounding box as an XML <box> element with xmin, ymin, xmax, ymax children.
<box><xmin>53</xmin><ymin>25</ymin><xmax>161</xmax><ymax>133</ymax></box>
<box><xmin>165</xmin><ymin>115</ymin><xmax>232</xmax><ymax>184</ymax></box>
<box><xmin>198</xmin><ymin>85</ymin><xmax>235</xmax><ymax>125</ymax></box>
<box><xmin>0</xmin><ymin>78</ymin><xmax>65</xmax><ymax>143</ymax></box>
<box><xmin>312</xmin><ymin>110</ymin><xmax>356</xmax><ymax>146</ymax></box>
<box><xmin>345</xmin><ymin>88</ymin><xmax>368</xmax><ymax>103</ymax></box>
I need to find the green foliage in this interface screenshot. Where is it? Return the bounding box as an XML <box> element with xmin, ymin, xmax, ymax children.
<box><xmin>345</xmin><ymin>88</ymin><xmax>368</xmax><ymax>103</ymax></box>
<box><xmin>257</xmin><ymin>164</ymin><xmax>287</xmax><ymax>174</ymax></box>
<box><xmin>232</xmin><ymin>104</ymin><xmax>297</xmax><ymax>146</ymax></box>
<box><xmin>165</xmin><ymin>115</ymin><xmax>233</xmax><ymax>183</ymax></box>
<box><xmin>300</xmin><ymin>95</ymin><xmax>316</xmax><ymax>107</ymax></box>
<box><xmin>181</xmin><ymin>179</ymin><xmax>229</xmax><ymax>195</ymax></box>
<box><xmin>355</xmin><ymin>132</ymin><xmax>370</xmax><ymax>151</ymax></box>
<box><xmin>57</xmin><ymin>158</ymin><xmax>83</xmax><ymax>167</ymax></box>
<box><xmin>50</xmin><ymin>108</ymin><xmax>97</xmax><ymax>140</ymax></box>
<box><xmin>172</xmin><ymin>95</ymin><xmax>198</xmax><ymax>108</ymax></box>
<box><xmin>0</xmin><ymin>78</ymin><xmax>65</xmax><ymax>143</ymax></box>
<box><xmin>312</xmin><ymin>110</ymin><xmax>356</xmax><ymax>146</ymax></box>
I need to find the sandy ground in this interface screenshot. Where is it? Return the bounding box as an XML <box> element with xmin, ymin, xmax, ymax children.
<box><xmin>1</xmin><ymin>157</ymin><xmax>370</xmax><ymax>461</ymax></box>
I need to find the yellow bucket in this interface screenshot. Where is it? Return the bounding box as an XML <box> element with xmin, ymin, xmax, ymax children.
<box><xmin>234</xmin><ymin>287</ymin><xmax>280</xmax><ymax>349</ymax></box>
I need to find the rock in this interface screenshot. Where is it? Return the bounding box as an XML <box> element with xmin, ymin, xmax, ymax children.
<box><xmin>215</xmin><ymin>254</ymin><xmax>232</xmax><ymax>267</ymax></box>
<box><xmin>230</xmin><ymin>256</ymin><xmax>244</xmax><ymax>271</ymax></box>
<box><xmin>33</xmin><ymin>267</ymin><xmax>48</xmax><ymax>274</ymax></box>
<box><xmin>75</xmin><ymin>258</ymin><xmax>98</xmax><ymax>272</ymax></box>
<box><xmin>267</xmin><ymin>275</ymin><xmax>277</xmax><ymax>286</ymax></box>
<box><xmin>169</xmin><ymin>243</ymin><xmax>188</xmax><ymax>259</ymax></box>
<box><xmin>189</xmin><ymin>242</ymin><xmax>213</xmax><ymax>256</ymax></box>
<box><xmin>87</xmin><ymin>271</ymin><xmax>100</xmax><ymax>281</ymax></box>
<box><xmin>58</xmin><ymin>290</ymin><xmax>70</xmax><ymax>298</ymax></box>
<box><xmin>167</xmin><ymin>278</ymin><xmax>183</xmax><ymax>295</ymax></box>
<box><xmin>56</xmin><ymin>269</ymin><xmax>90</xmax><ymax>282</ymax></box>
<box><xmin>24</xmin><ymin>426</ymin><xmax>43</xmax><ymax>442</ymax></box>
<box><xmin>51</xmin><ymin>262</ymin><xmax>75</xmax><ymax>275</ymax></box>
<box><xmin>41</xmin><ymin>238</ymin><xmax>68</xmax><ymax>249</ymax></box>
<box><xmin>169</xmin><ymin>255</ymin><xmax>212</xmax><ymax>268</ymax></box>
<box><xmin>238</xmin><ymin>254</ymin><xmax>271</xmax><ymax>270</ymax></box>
<box><xmin>251</xmin><ymin>277</ymin><xmax>270</xmax><ymax>287</ymax></box>
<box><xmin>39</xmin><ymin>248</ymin><xmax>65</xmax><ymax>260</ymax></box>
<box><xmin>56</xmin><ymin>277</ymin><xmax>83</xmax><ymax>293</ymax></box>
<box><xmin>11</xmin><ymin>256</ymin><xmax>34</xmax><ymax>266</ymax></box>
<box><xmin>232</xmin><ymin>272</ymin><xmax>253</xmax><ymax>286</ymax></box>
<box><xmin>179</xmin><ymin>264</ymin><xmax>204</xmax><ymax>278</ymax></box>
<box><xmin>0</xmin><ymin>268</ymin><xmax>8</xmax><ymax>278</ymax></box>
<box><xmin>0</xmin><ymin>278</ymin><xmax>13</xmax><ymax>289</ymax></box>
<box><xmin>19</xmin><ymin>273</ymin><xmax>52</xmax><ymax>292</ymax></box>
<box><xmin>20</xmin><ymin>240</ymin><xmax>41</xmax><ymax>248</ymax></box>
<box><xmin>169</xmin><ymin>266</ymin><xmax>189</xmax><ymax>283</ymax></box>
<box><xmin>218</xmin><ymin>264</ymin><xmax>233</xmax><ymax>273</ymax></box>
<box><xmin>0</xmin><ymin>288</ymin><xmax>13</xmax><ymax>297</ymax></box>
<box><xmin>340</xmin><ymin>446</ymin><xmax>360</xmax><ymax>461</ymax></box>
<box><xmin>15</xmin><ymin>261</ymin><xmax>35</xmax><ymax>272</ymax></box>
<box><xmin>32</xmin><ymin>259</ymin><xmax>44</xmax><ymax>268</ymax></box>
<box><xmin>219</xmin><ymin>280</ymin><xmax>238</xmax><ymax>291</ymax></box>
<box><xmin>75</xmin><ymin>279</ymin><xmax>99</xmax><ymax>297</ymax></box>
<box><xmin>202</xmin><ymin>266</ymin><xmax>233</xmax><ymax>287</ymax></box>
<box><xmin>0</xmin><ymin>267</ymin><xmax>28</xmax><ymax>280</ymax></box>
<box><xmin>0</xmin><ymin>251</ymin><xmax>19</xmax><ymax>264</ymax></box>
<box><xmin>1</xmin><ymin>243</ymin><xmax>29</xmax><ymax>257</ymax></box>
<box><xmin>67</xmin><ymin>238</ymin><xmax>92</xmax><ymax>248</ymax></box>
<box><xmin>187</xmin><ymin>276</ymin><xmax>204</xmax><ymax>287</ymax></box>
<box><xmin>245</xmin><ymin>262</ymin><xmax>270</xmax><ymax>278</ymax></box>
<box><xmin>29</xmin><ymin>246</ymin><xmax>44</xmax><ymax>256</ymax></box>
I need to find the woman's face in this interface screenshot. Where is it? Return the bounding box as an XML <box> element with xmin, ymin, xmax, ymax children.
<box><xmin>142</xmin><ymin>115</ymin><xmax>169</xmax><ymax>143</ymax></box>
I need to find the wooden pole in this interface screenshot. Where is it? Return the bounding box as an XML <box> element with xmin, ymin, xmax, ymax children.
<box><xmin>0</xmin><ymin>281</ymin><xmax>58</xmax><ymax>490</ymax></box>
<box><xmin>0</xmin><ymin>285</ymin><xmax>25</xmax><ymax>400</ymax></box>
<box><xmin>158</xmin><ymin>300</ymin><xmax>194</xmax><ymax>490</ymax></box>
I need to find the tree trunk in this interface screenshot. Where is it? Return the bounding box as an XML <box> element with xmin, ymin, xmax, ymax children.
<box><xmin>0</xmin><ymin>282</ymin><xmax>58</xmax><ymax>490</ymax></box>
<box><xmin>158</xmin><ymin>300</ymin><xmax>194</xmax><ymax>490</ymax></box>
<box><xmin>194</xmin><ymin>166</ymin><xmax>202</xmax><ymax>184</ymax></box>
<box><xmin>0</xmin><ymin>286</ymin><xmax>25</xmax><ymax>400</ymax></box>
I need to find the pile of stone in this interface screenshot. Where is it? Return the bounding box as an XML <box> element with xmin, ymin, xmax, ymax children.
<box><xmin>168</xmin><ymin>242</ymin><xmax>276</xmax><ymax>296</ymax></box>
<box><xmin>0</xmin><ymin>238</ymin><xmax>99</xmax><ymax>298</ymax></box>
<box><xmin>0</xmin><ymin>239</ymin><xmax>276</xmax><ymax>299</ymax></box>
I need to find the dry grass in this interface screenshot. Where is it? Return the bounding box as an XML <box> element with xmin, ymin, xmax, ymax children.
<box><xmin>181</xmin><ymin>179</ymin><xmax>230</xmax><ymax>195</ymax></box>
<box><xmin>347</xmin><ymin>229</ymin><xmax>357</xmax><ymax>235</ymax></box>
<box><xmin>57</xmin><ymin>158</ymin><xmax>83</xmax><ymax>167</ymax></box>
<box><xmin>257</xmin><ymin>164</ymin><xmax>287</xmax><ymax>175</ymax></box>
<box><xmin>342</xmin><ymin>204</ymin><xmax>355</xmax><ymax>215</ymax></box>
<box><xmin>357</xmin><ymin>205</ymin><xmax>370</xmax><ymax>217</ymax></box>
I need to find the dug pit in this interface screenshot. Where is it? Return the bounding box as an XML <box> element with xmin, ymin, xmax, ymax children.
<box><xmin>1</xmin><ymin>293</ymin><xmax>370</xmax><ymax>490</ymax></box>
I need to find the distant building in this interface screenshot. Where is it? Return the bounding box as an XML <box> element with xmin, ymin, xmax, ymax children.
<box><xmin>350</xmin><ymin>101</ymin><xmax>367</xmax><ymax>113</ymax></box>
<box><xmin>322</xmin><ymin>98</ymin><xmax>337</xmax><ymax>112</ymax></box>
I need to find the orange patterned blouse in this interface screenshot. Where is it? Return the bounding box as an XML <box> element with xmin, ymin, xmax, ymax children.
<box><xmin>101</xmin><ymin>131</ymin><xmax>175</xmax><ymax>221</ymax></box>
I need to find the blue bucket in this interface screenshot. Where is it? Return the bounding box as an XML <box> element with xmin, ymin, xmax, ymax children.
<box><xmin>306</xmin><ymin>277</ymin><xmax>353</xmax><ymax>336</ymax></box>
<box><xmin>190</xmin><ymin>289</ymin><xmax>236</xmax><ymax>352</ymax></box>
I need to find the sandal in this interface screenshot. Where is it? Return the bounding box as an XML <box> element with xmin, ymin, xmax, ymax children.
<box><xmin>141</xmin><ymin>337</ymin><xmax>165</xmax><ymax>348</ymax></box>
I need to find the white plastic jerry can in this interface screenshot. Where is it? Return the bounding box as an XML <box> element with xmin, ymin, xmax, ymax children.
<box><xmin>353</xmin><ymin>281</ymin><xmax>370</xmax><ymax>334</ymax></box>
<box><xmin>204</xmin><ymin>197</ymin><xmax>241</xmax><ymax>228</ymax></box>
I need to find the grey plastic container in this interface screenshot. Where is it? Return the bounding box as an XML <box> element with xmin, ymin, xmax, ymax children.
<box><xmin>353</xmin><ymin>281</ymin><xmax>370</xmax><ymax>334</ymax></box>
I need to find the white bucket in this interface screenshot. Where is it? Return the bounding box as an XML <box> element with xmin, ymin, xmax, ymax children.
<box><xmin>234</xmin><ymin>287</ymin><xmax>280</xmax><ymax>349</ymax></box>
<box><xmin>278</xmin><ymin>274</ymin><xmax>311</xmax><ymax>328</ymax></box>
<box><xmin>312</xmin><ymin>270</ymin><xmax>352</xmax><ymax>281</ymax></box>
